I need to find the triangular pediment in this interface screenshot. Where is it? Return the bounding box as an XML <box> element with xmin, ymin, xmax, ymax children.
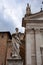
<box><xmin>24</xmin><ymin>11</ymin><xmax>43</xmax><ymax>20</ymax></box>
<box><xmin>22</xmin><ymin>11</ymin><xmax>43</xmax><ymax>27</ymax></box>
<box><xmin>29</xmin><ymin>12</ymin><xmax>43</xmax><ymax>20</ymax></box>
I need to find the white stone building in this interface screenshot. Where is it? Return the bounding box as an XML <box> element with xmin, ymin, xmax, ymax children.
<box><xmin>22</xmin><ymin>3</ymin><xmax>43</xmax><ymax>65</ymax></box>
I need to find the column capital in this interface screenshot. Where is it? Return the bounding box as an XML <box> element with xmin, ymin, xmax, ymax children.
<box><xmin>25</xmin><ymin>28</ymin><xmax>34</xmax><ymax>34</ymax></box>
<box><xmin>34</xmin><ymin>28</ymin><xmax>41</xmax><ymax>34</ymax></box>
<box><xmin>25</xmin><ymin>28</ymin><xmax>41</xmax><ymax>34</ymax></box>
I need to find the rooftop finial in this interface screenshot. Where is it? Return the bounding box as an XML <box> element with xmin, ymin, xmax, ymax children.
<box><xmin>26</xmin><ymin>3</ymin><xmax>31</xmax><ymax>15</ymax></box>
<box><xmin>40</xmin><ymin>1</ymin><xmax>43</xmax><ymax>11</ymax></box>
<box><xmin>41</xmin><ymin>7</ymin><xmax>42</xmax><ymax>11</ymax></box>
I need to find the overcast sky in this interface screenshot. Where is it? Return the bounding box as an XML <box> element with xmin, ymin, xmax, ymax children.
<box><xmin>0</xmin><ymin>0</ymin><xmax>43</xmax><ymax>34</ymax></box>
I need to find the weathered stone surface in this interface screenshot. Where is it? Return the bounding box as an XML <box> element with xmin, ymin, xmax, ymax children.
<box><xmin>6</xmin><ymin>56</ymin><xmax>23</xmax><ymax>65</ymax></box>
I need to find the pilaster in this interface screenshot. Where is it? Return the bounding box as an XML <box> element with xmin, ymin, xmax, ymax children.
<box><xmin>26</xmin><ymin>28</ymin><xmax>34</xmax><ymax>65</ymax></box>
<box><xmin>35</xmin><ymin>29</ymin><xmax>42</xmax><ymax>65</ymax></box>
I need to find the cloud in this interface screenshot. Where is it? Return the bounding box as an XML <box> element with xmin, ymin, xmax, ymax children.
<box><xmin>0</xmin><ymin>0</ymin><xmax>25</xmax><ymax>33</ymax></box>
<box><xmin>0</xmin><ymin>0</ymin><xmax>42</xmax><ymax>33</ymax></box>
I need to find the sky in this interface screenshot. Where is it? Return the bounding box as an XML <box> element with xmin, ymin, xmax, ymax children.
<box><xmin>0</xmin><ymin>0</ymin><xmax>43</xmax><ymax>34</ymax></box>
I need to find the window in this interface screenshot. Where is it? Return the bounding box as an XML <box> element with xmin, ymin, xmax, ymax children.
<box><xmin>1</xmin><ymin>33</ymin><xmax>4</xmax><ymax>38</ymax></box>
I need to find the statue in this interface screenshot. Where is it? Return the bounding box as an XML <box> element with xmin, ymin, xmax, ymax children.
<box><xmin>12</xmin><ymin>28</ymin><xmax>22</xmax><ymax>58</ymax></box>
<box><xmin>26</xmin><ymin>3</ymin><xmax>31</xmax><ymax>15</ymax></box>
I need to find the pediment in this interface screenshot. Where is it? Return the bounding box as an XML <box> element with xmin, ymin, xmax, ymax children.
<box><xmin>30</xmin><ymin>15</ymin><xmax>43</xmax><ymax>20</ymax></box>
<box><xmin>24</xmin><ymin>11</ymin><xmax>43</xmax><ymax>20</ymax></box>
<box><xmin>22</xmin><ymin>11</ymin><xmax>43</xmax><ymax>27</ymax></box>
<box><xmin>29</xmin><ymin>11</ymin><xmax>43</xmax><ymax>20</ymax></box>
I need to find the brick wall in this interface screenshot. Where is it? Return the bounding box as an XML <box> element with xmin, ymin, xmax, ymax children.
<box><xmin>0</xmin><ymin>33</ymin><xmax>9</xmax><ymax>65</ymax></box>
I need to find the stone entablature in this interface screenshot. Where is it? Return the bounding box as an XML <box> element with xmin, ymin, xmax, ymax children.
<box><xmin>25</xmin><ymin>23</ymin><xmax>43</xmax><ymax>34</ymax></box>
<box><xmin>22</xmin><ymin>19</ymin><xmax>43</xmax><ymax>27</ymax></box>
<box><xmin>26</xmin><ymin>23</ymin><xmax>43</xmax><ymax>28</ymax></box>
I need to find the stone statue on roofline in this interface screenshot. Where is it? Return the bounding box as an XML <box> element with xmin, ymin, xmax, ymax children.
<box><xmin>26</xmin><ymin>3</ymin><xmax>31</xmax><ymax>15</ymax></box>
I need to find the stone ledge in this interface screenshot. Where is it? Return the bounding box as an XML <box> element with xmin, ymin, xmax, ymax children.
<box><xmin>7</xmin><ymin>56</ymin><xmax>22</xmax><ymax>61</ymax></box>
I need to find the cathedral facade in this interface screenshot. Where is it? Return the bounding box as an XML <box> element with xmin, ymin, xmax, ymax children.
<box><xmin>22</xmin><ymin>3</ymin><xmax>43</xmax><ymax>65</ymax></box>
